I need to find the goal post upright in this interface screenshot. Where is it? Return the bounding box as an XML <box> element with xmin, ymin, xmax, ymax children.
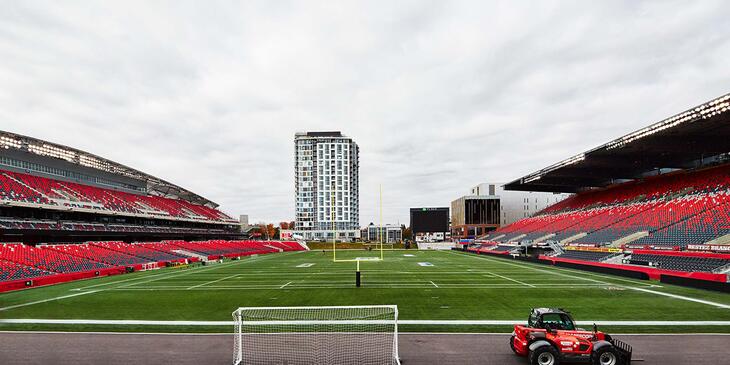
<box><xmin>380</xmin><ymin>183</ymin><xmax>384</xmax><ymax>261</ymax></box>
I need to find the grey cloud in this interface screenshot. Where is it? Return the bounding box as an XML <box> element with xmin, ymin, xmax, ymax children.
<box><xmin>1</xmin><ymin>0</ymin><xmax>729</xmax><ymax>225</ymax></box>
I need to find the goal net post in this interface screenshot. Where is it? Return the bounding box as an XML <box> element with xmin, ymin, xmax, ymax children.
<box><xmin>232</xmin><ymin>305</ymin><xmax>400</xmax><ymax>365</ymax></box>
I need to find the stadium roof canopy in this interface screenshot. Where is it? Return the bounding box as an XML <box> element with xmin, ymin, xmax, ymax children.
<box><xmin>0</xmin><ymin>130</ymin><xmax>217</xmax><ymax>207</ymax></box>
<box><xmin>505</xmin><ymin>93</ymin><xmax>730</xmax><ymax>193</ymax></box>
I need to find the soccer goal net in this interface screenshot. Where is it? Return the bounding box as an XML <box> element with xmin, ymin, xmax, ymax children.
<box><xmin>232</xmin><ymin>305</ymin><xmax>400</xmax><ymax>365</ymax></box>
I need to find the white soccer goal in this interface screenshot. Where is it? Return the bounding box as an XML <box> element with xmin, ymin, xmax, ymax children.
<box><xmin>232</xmin><ymin>305</ymin><xmax>400</xmax><ymax>365</ymax></box>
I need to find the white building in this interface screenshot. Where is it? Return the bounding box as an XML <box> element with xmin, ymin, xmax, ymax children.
<box><xmin>294</xmin><ymin>132</ymin><xmax>360</xmax><ymax>241</ymax></box>
<box><xmin>361</xmin><ymin>223</ymin><xmax>403</xmax><ymax>243</ymax></box>
<box><xmin>470</xmin><ymin>183</ymin><xmax>571</xmax><ymax>226</ymax></box>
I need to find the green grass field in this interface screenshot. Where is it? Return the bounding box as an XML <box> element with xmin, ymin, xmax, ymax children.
<box><xmin>1</xmin><ymin>250</ymin><xmax>729</xmax><ymax>333</ymax></box>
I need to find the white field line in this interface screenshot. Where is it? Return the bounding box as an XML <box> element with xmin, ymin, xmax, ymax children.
<box><xmin>449</xmin><ymin>251</ymin><xmax>614</xmax><ymax>285</ymax></box>
<box><xmin>4</xmin><ymin>330</ymin><xmax>730</xmax><ymax>336</ymax></box>
<box><xmin>486</xmin><ymin>271</ymin><xmax>536</xmax><ymax>288</ymax></box>
<box><xmin>518</xmin><ymin>259</ymin><xmax>664</xmax><ymax>287</ymax></box>
<box><xmin>1</xmin><ymin>252</ymin><xmax>304</xmax><ymax>313</ymax></box>
<box><xmin>118</xmin><ymin>282</ymin><xmax>615</xmax><ymax>287</ymax></box>
<box><xmin>118</xmin><ymin>251</ymin><xmax>301</xmax><ymax>290</ymax></box>
<box><xmin>448</xmin><ymin>251</ymin><xmax>730</xmax><ymax>309</ymax></box>
<box><xmin>2</xmin><ymin>261</ymin><xmax>244</xmax><ymax>312</ymax></box>
<box><xmin>186</xmin><ymin>273</ymin><xmax>241</xmax><ymax>290</ymax></box>
<box><xmin>430</xmin><ymin>281</ymin><xmax>439</xmax><ymax>288</ymax></box>
<box><xmin>2</xmin><ymin>318</ymin><xmax>730</xmax><ymax>326</ymax></box>
<box><xmin>70</xmin><ymin>270</ymin><xmax>193</xmax><ymax>291</ymax></box>
<box><xmin>0</xmin><ymin>290</ymin><xmax>101</xmax><ymax>312</ymax></box>
<box><xmin>629</xmin><ymin>286</ymin><xmax>730</xmax><ymax>310</ymax></box>
<box><xmin>225</xmin><ymin>271</ymin><xmax>531</xmax><ymax>275</ymax></box>
<box><xmin>73</xmin><ymin>252</ymin><xmax>297</xmax><ymax>291</ymax></box>
<box><xmin>139</xmin><ymin>283</ymin><xmax>611</xmax><ymax>288</ymax></box>
<box><xmin>279</xmin><ymin>281</ymin><xmax>292</xmax><ymax>289</ymax></box>
<box><xmin>93</xmin><ymin>284</ymin><xmax>618</xmax><ymax>291</ymax></box>
<box><xmin>511</xmin><ymin>256</ymin><xmax>730</xmax><ymax>308</ymax></box>
<box><xmin>116</xmin><ymin>260</ymin><xmax>242</xmax><ymax>289</ymax></box>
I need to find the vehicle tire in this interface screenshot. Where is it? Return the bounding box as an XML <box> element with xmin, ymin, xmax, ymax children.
<box><xmin>592</xmin><ymin>346</ymin><xmax>619</xmax><ymax>365</ymax></box>
<box><xmin>529</xmin><ymin>345</ymin><xmax>560</xmax><ymax>365</ymax></box>
<box><xmin>509</xmin><ymin>336</ymin><xmax>517</xmax><ymax>354</ymax></box>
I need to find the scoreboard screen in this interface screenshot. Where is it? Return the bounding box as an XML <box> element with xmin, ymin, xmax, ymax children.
<box><xmin>410</xmin><ymin>207</ymin><xmax>449</xmax><ymax>233</ymax></box>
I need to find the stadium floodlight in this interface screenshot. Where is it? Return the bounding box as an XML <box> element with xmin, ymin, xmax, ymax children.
<box><xmin>232</xmin><ymin>305</ymin><xmax>400</xmax><ymax>365</ymax></box>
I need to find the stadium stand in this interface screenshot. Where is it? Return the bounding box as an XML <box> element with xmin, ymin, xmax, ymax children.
<box><xmin>634</xmin><ymin>192</ymin><xmax>730</xmax><ymax>247</ymax></box>
<box><xmin>1</xmin><ymin>169</ymin><xmax>234</xmax><ymax>222</ymax></box>
<box><xmin>0</xmin><ymin>131</ymin><xmax>242</xmax><ymax>243</ymax></box>
<box><xmin>489</xmin><ymin>165</ymin><xmax>730</xmax><ymax>248</ymax></box>
<box><xmin>0</xmin><ymin>258</ymin><xmax>55</xmax><ymax>282</ymax></box>
<box><xmin>93</xmin><ymin>241</ymin><xmax>188</xmax><ymax>262</ymax></box>
<box><xmin>167</xmin><ymin>240</ymin><xmax>285</xmax><ymax>257</ymax></box>
<box><xmin>557</xmin><ymin>250</ymin><xmax>622</xmax><ymax>262</ymax></box>
<box><xmin>0</xmin><ymin>240</ymin><xmax>305</xmax><ymax>292</ymax></box>
<box><xmin>628</xmin><ymin>253</ymin><xmax>730</xmax><ymax>273</ymax></box>
<box><xmin>464</xmin><ymin>94</ymin><xmax>730</xmax><ymax>285</ymax></box>
<box><xmin>48</xmin><ymin>243</ymin><xmax>151</xmax><ymax>266</ymax></box>
<box><xmin>265</xmin><ymin>240</ymin><xmax>305</xmax><ymax>252</ymax></box>
<box><xmin>0</xmin><ymin>133</ymin><xmax>302</xmax><ymax>293</ymax></box>
<box><xmin>0</xmin><ymin>243</ymin><xmax>110</xmax><ymax>273</ymax></box>
<box><xmin>491</xmin><ymin>245</ymin><xmax>517</xmax><ymax>252</ymax></box>
<box><xmin>0</xmin><ymin>172</ymin><xmax>50</xmax><ymax>205</ymax></box>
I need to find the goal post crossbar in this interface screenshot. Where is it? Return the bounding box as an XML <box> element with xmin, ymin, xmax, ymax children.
<box><xmin>332</xmin><ymin>257</ymin><xmax>383</xmax><ymax>263</ymax></box>
<box><xmin>234</xmin><ymin>305</ymin><xmax>397</xmax><ymax>311</ymax></box>
<box><xmin>232</xmin><ymin>305</ymin><xmax>400</xmax><ymax>365</ymax></box>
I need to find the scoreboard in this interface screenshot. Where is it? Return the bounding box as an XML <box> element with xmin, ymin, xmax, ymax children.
<box><xmin>410</xmin><ymin>207</ymin><xmax>449</xmax><ymax>234</ymax></box>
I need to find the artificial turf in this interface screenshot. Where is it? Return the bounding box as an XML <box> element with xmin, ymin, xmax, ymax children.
<box><xmin>0</xmin><ymin>249</ymin><xmax>728</xmax><ymax>333</ymax></box>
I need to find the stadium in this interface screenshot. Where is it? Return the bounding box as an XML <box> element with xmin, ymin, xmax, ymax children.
<box><xmin>0</xmin><ymin>92</ymin><xmax>729</xmax><ymax>364</ymax></box>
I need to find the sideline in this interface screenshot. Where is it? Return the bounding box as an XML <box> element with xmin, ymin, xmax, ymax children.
<box><xmin>3</xmin><ymin>330</ymin><xmax>730</xmax><ymax>336</ymax></box>
<box><xmin>2</xmin><ymin>318</ymin><xmax>730</xmax><ymax>326</ymax></box>
<box><xmin>448</xmin><ymin>251</ymin><xmax>730</xmax><ymax>309</ymax></box>
<box><xmin>0</xmin><ymin>290</ymin><xmax>101</xmax><ymax>312</ymax></box>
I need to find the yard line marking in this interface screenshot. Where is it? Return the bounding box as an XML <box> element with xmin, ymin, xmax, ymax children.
<box><xmin>186</xmin><ymin>273</ymin><xmax>241</xmax><ymax>290</ymax></box>
<box><xmin>95</xmin><ymin>284</ymin><xmax>618</xmax><ymax>291</ymax></box>
<box><xmin>2</xmin><ymin>318</ymin><xmax>730</xmax><ymax>326</ymax></box>
<box><xmin>487</xmin><ymin>271</ymin><xmax>535</xmax><ymax>288</ymax></box>
<box><xmin>430</xmin><ymin>281</ymin><xmax>439</xmax><ymax>288</ymax></box>
<box><xmin>0</xmin><ymin>290</ymin><xmax>101</xmax><ymax>312</ymax></box>
<box><xmin>279</xmin><ymin>281</ymin><xmax>292</xmax><ymax>289</ymax></box>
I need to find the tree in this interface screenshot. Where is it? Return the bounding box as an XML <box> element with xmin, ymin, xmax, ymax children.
<box><xmin>403</xmin><ymin>226</ymin><xmax>412</xmax><ymax>240</ymax></box>
<box><xmin>265</xmin><ymin>224</ymin><xmax>276</xmax><ymax>239</ymax></box>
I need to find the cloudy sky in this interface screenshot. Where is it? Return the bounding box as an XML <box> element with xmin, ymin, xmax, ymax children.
<box><xmin>1</xmin><ymin>1</ymin><xmax>729</xmax><ymax>225</ymax></box>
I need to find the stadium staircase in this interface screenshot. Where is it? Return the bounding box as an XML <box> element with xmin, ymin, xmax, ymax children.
<box><xmin>715</xmin><ymin>262</ymin><xmax>730</xmax><ymax>274</ymax></box>
<box><xmin>264</xmin><ymin>244</ymin><xmax>284</xmax><ymax>253</ymax></box>
<box><xmin>171</xmin><ymin>248</ymin><xmax>208</xmax><ymax>261</ymax></box>
<box><xmin>547</xmin><ymin>241</ymin><xmax>564</xmax><ymax>255</ymax></box>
